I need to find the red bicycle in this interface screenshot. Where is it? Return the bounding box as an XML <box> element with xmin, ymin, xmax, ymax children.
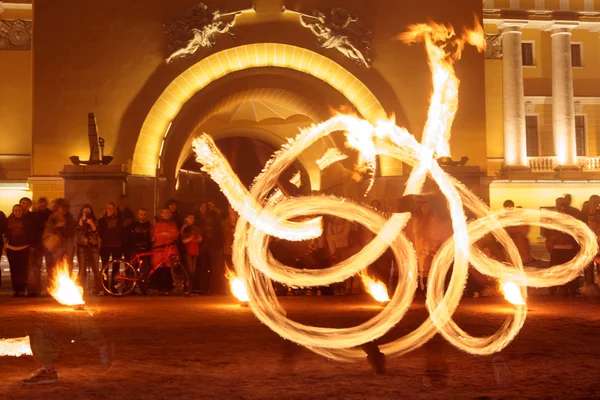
<box><xmin>100</xmin><ymin>244</ymin><xmax>189</xmax><ymax>297</ymax></box>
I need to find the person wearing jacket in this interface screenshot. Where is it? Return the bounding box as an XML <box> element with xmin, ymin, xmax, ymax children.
<box><xmin>27</xmin><ymin>197</ymin><xmax>54</xmax><ymax>297</ymax></box>
<box><xmin>98</xmin><ymin>203</ymin><xmax>123</xmax><ymax>290</ymax></box>
<box><xmin>6</xmin><ymin>204</ymin><xmax>30</xmax><ymax>297</ymax></box>
<box><xmin>0</xmin><ymin>209</ymin><xmax>7</xmax><ymax>290</ymax></box>
<box><xmin>151</xmin><ymin>207</ymin><xmax>179</xmax><ymax>294</ymax></box>
<box><xmin>76</xmin><ymin>205</ymin><xmax>101</xmax><ymax>295</ymax></box>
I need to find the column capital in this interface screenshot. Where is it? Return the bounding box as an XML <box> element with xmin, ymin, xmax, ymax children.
<box><xmin>497</xmin><ymin>20</ymin><xmax>529</xmax><ymax>33</ymax></box>
<box><xmin>545</xmin><ymin>21</ymin><xmax>579</xmax><ymax>33</ymax></box>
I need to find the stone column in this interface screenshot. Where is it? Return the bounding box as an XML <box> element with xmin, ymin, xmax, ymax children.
<box><xmin>499</xmin><ymin>21</ymin><xmax>529</xmax><ymax>170</ymax></box>
<box><xmin>550</xmin><ymin>22</ymin><xmax>579</xmax><ymax>169</ymax></box>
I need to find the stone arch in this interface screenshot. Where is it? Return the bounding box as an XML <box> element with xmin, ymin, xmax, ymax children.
<box><xmin>173</xmin><ymin>87</ymin><xmax>333</xmax><ymax>191</ymax></box>
<box><xmin>132</xmin><ymin>43</ymin><xmax>388</xmax><ymax>177</ymax></box>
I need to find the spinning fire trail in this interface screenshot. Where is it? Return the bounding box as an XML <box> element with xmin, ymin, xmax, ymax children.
<box><xmin>193</xmin><ymin>20</ymin><xmax>598</xmax><ymax>361</ymax></box>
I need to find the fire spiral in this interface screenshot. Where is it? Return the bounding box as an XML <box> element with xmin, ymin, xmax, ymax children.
<box><xmin>193</xmin><ymin>20</ymin><xmax>598</xmax><ymax>361</ymax></box>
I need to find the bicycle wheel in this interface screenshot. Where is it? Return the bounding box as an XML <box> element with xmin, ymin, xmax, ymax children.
<box><xmin>170</xmin><ymin>258</ymin><xmax>189</xmax><ymax>295</ymax></box>
<box><xmin>101</xmin><ymin>259</ymin><xmax>138</xmax><ymax>297</ymax></box>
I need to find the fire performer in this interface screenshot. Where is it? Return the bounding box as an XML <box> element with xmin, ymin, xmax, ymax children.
<box><xmin>43</xmin><ymin>198</ymin><xmax>76</xmax><ymax>277</ymax></box>
<box><xmin>20</xmin><ymin>314</ymin><xmax>112</xmax><ymax>385</ymax></box>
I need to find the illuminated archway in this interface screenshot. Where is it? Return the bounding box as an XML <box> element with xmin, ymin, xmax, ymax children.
<box><xmin>132</xmin><ymin>43</ymin><xmax>388</xmax><ymax>177</ymax></box>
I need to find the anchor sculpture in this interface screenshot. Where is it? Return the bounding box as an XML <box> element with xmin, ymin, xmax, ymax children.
<box><xmin>69</xmin><ymin>113</ymin><xmax>113</xmax><ymax>165</ymax></box>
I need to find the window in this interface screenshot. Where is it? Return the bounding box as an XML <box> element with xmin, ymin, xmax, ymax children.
<box><xmin>522</xmin><ymin>42</ymin><xmax>534</xmax><ymax>66</ymax></box>
<box><xmin>525</xmin><ymin>116</ymin><xmax>539</xmax><ymax>157</ymax></box>
<box><xmin>575</xmin><ymin>115</ymin><xmax>586</xmax><ymax>156</ymax></box>
<box><xmin>571</xmin><ymin>44</ymin><xmax>583</xmax><ymax>67</ymax></box>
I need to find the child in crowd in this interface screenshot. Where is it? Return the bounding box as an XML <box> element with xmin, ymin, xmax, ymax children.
<box><xmin>181</xmin><ymin>213</ymin><xmax>202</xmax><ymax>295</ymax></box>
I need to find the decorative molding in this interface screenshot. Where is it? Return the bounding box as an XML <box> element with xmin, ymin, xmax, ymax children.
<box><xmin>484</xmin><ymin>34</ymin><xmax>502</xmax><ymax>59</ymax></box>
<box><xmin>0</xmin><ymin>19</ymin><xmax>31</xmax><ymax>50</ymax></box>
<box><xmin>164</xmin><ymin>3</ymin><xmax>246</xmax><ymax>64</ymax></box>
<box><xmin>290</xmin><ymin>7</ymin><xmax>372</xmax><ymax>68</ymax></box>
<box><xmin>525</xmin><ymin>101</ymin><xmax>534</xmax><ymax>113</ymax></box>
<box><xmin>486</xmin><ymin>17</ymin><xmax>600</xmax><ymax>32</ymax></box>
<box><xmin>525</xmin><ymin>96</ymin><xmax>600</xmax><ymax>105</ymax></box>
<box><xmin>0</xmin><ymin>2</ymin><xmax>32</xmax><ymax>12</ymax></box>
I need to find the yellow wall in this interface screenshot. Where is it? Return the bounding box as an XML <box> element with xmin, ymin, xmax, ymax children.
<box><xmin>484</xmin><ymin>22</ymin><xmax>600</xmax><ymax>174</ymax></box>
<box><xmin>582</xmin><ymin>103</ymin><xmax>600</xmax><ymax>157</ymax></box>
<box><xmin>0</xmin><ymin>188</ymin><xmax>33</xmax><ymax>216</ymax></box>
<box><xmin>485</xmin><ymin>59</ymin><xmax>504</xmax><ymax>163</ymax></box>
<box><xmin>572</xmin><ymin>31</ymin><xmax>600</xmax><ymax>97</ymax></box>
<box><xmin>31</xmin><ymin>0</ymin><xmax>488</xmax><ymax>178</ymax></box>
<box><xmin>0</xmin><ymin>9</ymin><xmax>33</xmax><ymax>180</ymax></box>
<box><xmin>522</xmin><ymin>29</ymin><xmax>552</xmax><ymax>96</ymax></box>
<box><xmin>490</xmin><ymin>180</ymin><xmax>600</xmax><ymax>242</ymax></box>
<box><xmin>534</xmin><ymin>103</ymin><xmax>554</xmax><ymax>157</ymax></box>
<box><xmin>0</xmin><ymin>49</ymin><xmax>32</xmax><ymax>154</ymax></box>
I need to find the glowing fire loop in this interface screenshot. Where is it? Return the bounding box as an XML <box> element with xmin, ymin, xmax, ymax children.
<box><xmin>193</xmin><ymin>20</ymin><xmax>598</xmax><ymax>361</ymax></box>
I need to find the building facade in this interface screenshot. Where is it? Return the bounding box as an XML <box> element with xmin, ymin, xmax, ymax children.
<box><xmin>0</xmin><ymin>0</ymin><xmax>598</xmax><ymax>242</ymax></box>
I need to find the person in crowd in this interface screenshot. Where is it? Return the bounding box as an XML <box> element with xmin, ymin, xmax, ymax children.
<box><xmin>76</xmin><ymin>204</ymin><xmax>101</xmax><ymax>295</ymax></box>
<box><xmin>194</xmin><ymin>202</ymin><xmax>210</xmax><ymax>293</ymax></box>
<box><xmin>222</xmin><ymin>204</ymin><xmax>237</xmax><ymax>271</ymax></box>
<box><xmin>19</xmin><ymin>197</ymin><xmax>39</xmax><ymax>296</ymax></box>
<box><xmin>130</xmin><ymin>208</ymin><xmax>153</xmax><ymax>283</ymax></box>
<box><xmin>196</xmin><ymin>201</ymin><xmax>225</xmax><ymax>294</ymax></box>
<box><xmin>583</xmin><ymin>195</ymin><xmax>600</xmax><ymax>287</ymax></box>
<box><xmin>0</xmin><ymin>209</ymin><xmax>7</xmax><ymax>289</ymax></box>
<box><xmin>546</xmin><ymin>198</ymin><xmax>580</xmax><ymax>296</ymax></box>
<box><xmin>98</xmin><ymin>203</ymin><xmax>123</xmax><ymax>289</ymax></box>
<box><xmin>19</xmin><ymin>197</ymin><xmax>33</xmax><ymax>215</ymax></box>
<box><xmin>43</xmin><ymin>198</ymin><xmax>76</xmax><ymax>278</ymax></box>
<box><xmin>326</xmin><ymin>216</ymin><xmax>355</xmax><ymax>295</ymax></box>
<box><xmin>27</xmin><ymin>197</ymin><xmax>54</xmax><ymax>297</ymax></box>
<box><xmin>181</xmin><ymin>212</ymin><xmax>202</xmax><ymax>295</ymax></box>
<box><xmin>411</xmin><ymin>199</ymin><xmax>436</xmax><ymax>294</ymax></box>
<box><xmin>503</xmin><ymin>200</ymin><xmax>535</xmax><ymax>266</ymax></box>
<box><xmin>5</xmin><ymin>204</ymin><xmax>30</xmax><ymax>297</ymax></box>
<box><xmin>165</xmin><ymin>199</ymin><xmax>183</xmax><ymax>229</ymax></box>
<box><xmin>563</xmin><ymin>194</ymin><xmax>583</xmax><ymax>221</ymax></box>
<box><xmin>151</xmin><ymin>207</ymin><xmax>179</xmax><ymax>294</ymax></box>
<box><xmin>117</xmin><ymin>194</ymin><xmax>135</xmax><ymax>260</ymax></box>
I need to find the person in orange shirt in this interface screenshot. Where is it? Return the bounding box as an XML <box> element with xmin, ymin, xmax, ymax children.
<box><xmin>150</xmin><ymin>207</ymin><xmax>179</xmax><ymax>294</ymax></box>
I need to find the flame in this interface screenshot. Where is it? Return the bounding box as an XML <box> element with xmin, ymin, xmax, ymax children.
<box><xmin>397</xmin><ymin>18</ymin><xmax>484</xmax><ymax>158</ymax></box>
<box><xmin>359</xmin><ymin>271</ymin><xmax>390</xmax><ymax>303</ymax></box>
<box><xmin>501</xmin><ymin>281</ymin><xmax>526</xmax><ymax>306</ymax></box>
<box><xmin>316</xmin><ymin>148</ymin><xmax>349</xmax><ymax>171</ymax></box>
<box><xmin>0</xmin><ymin>337</ymin><xmax>33</xmax><ymax>357</ymax></box>
<box><xmin>225</xmin><ymin>268</ymin><xmax>250</xmax><ymax>302</ymax></box>
<box><xmin>191</xmin><ymin>19</ymin><xmax>597</xmax><ymax>363</ymax></box>
<box><xmin>49</xmin><ymin>261</ymin><xmax>85</xmax><ymax>306</ymax></box>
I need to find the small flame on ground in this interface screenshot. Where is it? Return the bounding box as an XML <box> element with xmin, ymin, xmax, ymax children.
<box><xmin>49</xmin><ymin>261</ymin><xmax>85</xmax><ymax>306</ymax></box>
<box><xmin>0</xmin><ymin>337</ymin><xmax>33</xmax><ymax>357</ymax></box>
<box><xmin>359</xmin><ymin>271</ymin><xmax>390</xmax><ymax>303</ymax></box>
<box><xmin>501</xmin><ymin>281</ymin><xmax>525</xmax><ymax>305</ymax></box>
<box><xmin>225</xmin><ymin>268</ymin><xmax>250</xmax><ymax>302</ymax></box>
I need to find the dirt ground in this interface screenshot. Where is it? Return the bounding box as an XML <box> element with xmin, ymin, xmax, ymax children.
<box><xmin>1</xmin><ymin>293</ymin><xmax>600</xmax><ymax>400</ymax></box>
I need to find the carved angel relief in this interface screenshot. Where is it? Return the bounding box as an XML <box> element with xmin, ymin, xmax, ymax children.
<box><xmin>297</xmin><ymin>8</ymin><xmax>372</xmax><ymax>68</ymax></box>
<box><xmin>164</xmin><ymin>3</ymin><xmax>242</xmax><ymax>64</ymax></box>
